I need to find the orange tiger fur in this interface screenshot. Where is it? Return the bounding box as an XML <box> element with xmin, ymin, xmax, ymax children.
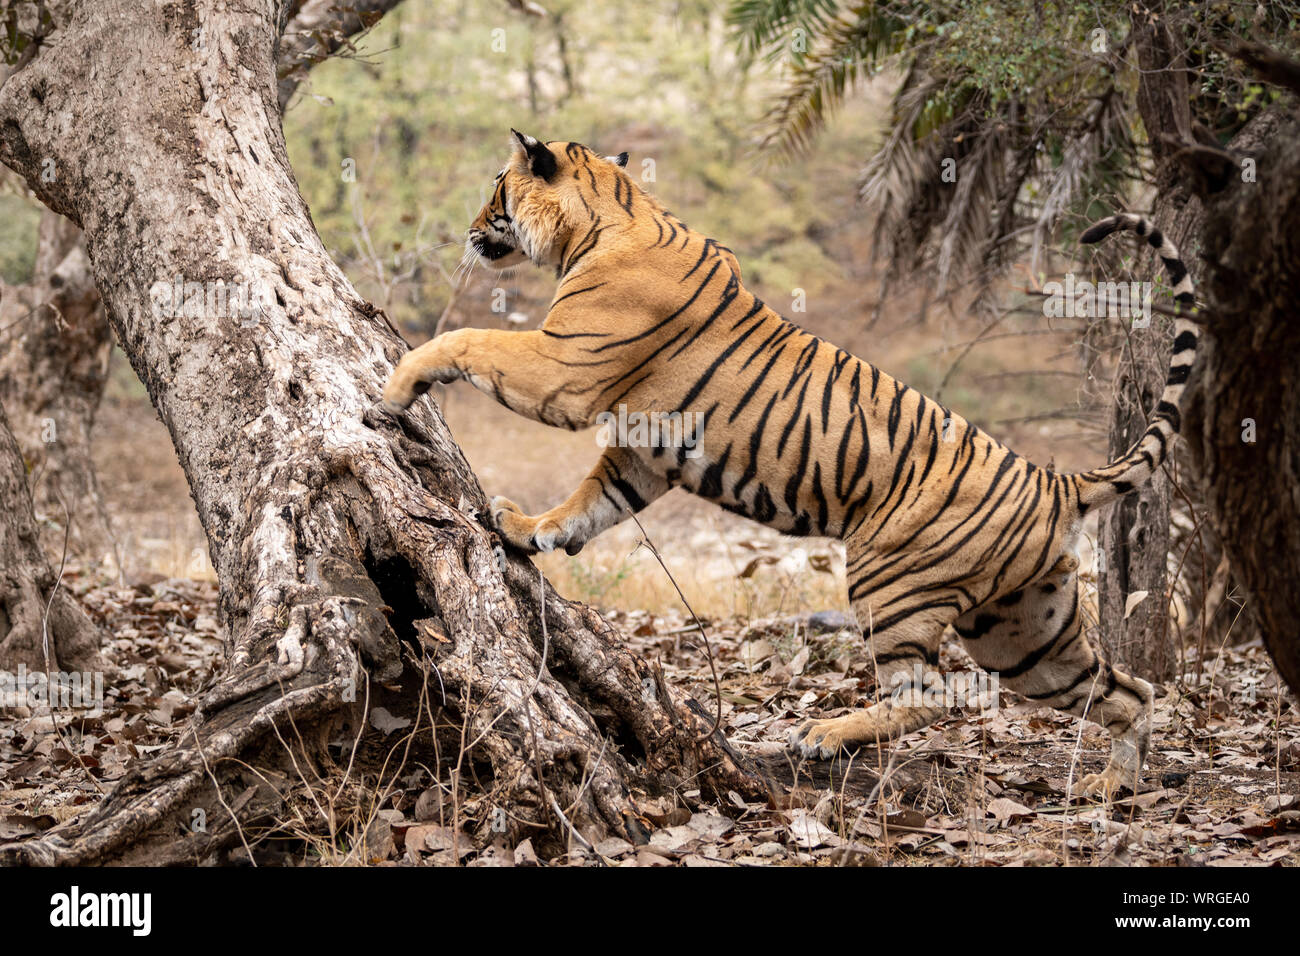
<box><xmin>383</xmin><ymin>131</ymin><xmax>1199</xmax><ymax>796</ymax></box>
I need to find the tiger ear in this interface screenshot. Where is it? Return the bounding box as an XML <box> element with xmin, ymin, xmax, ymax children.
<box><xmin>511</xmin><ymin>128</ymin><xmax>556</xmax><ymax>181</ymax></box>
<box><xmin>605</xmin><ymin>151</ymin><xmax>629</xmax><ymax>168</ymax></box>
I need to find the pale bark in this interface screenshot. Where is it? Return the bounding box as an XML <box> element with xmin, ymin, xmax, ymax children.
<box><xmin>0</xmin><ymin>0</ymin><xmax>406</xmax><ymax>567</ymax></box>
<box><xmin>0</xmin><ymin>0</ymin><xmax>755</xmax><ymax>864</ymax></box>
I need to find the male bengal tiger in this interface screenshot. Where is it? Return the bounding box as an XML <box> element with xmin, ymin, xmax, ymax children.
<box><xmin>383</xmin><ymin>130</ymin><xmax>1198</xmax><ymax>796</ymax></box>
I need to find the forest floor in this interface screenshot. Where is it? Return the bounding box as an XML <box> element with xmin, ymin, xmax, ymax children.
<box><xmin>2</xmin><ymin>265</ymin><xmax>1295</xmax><ymax>865</ymax></box>
<box><xmin>1</xmin><ymin>565</ymin><xmax>1296</xmax><ymax>866</ymax></box>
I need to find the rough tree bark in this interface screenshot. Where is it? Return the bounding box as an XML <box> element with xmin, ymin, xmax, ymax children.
<box><xmin>1101</xmin><ymin>14</ymin><xmax>1298</xmax><ymax>692</ymax></box>
<box><xmin>1113</xmin><ymin>16</ymin><xmax>1300</xmax><ymax>698</ymax></box>
<box><xmin>0</xmin><ymin>399</ymin><xmax>102</xmax><ymax>673</ymax></box>
<box><xmin>1094</xmin><ymin>9</ymin><xmax>1190</xmax><ymax>683</ymax></box>
<box><xmin>0</xmin><ymin>0</ymin><xmax>759</xmax><ymax>865</ymax></box>
<box><xmin>1185</xmin><ymin>101</ymin><xmax>1300</xmax><ymax>699</ymax></box>
<box><xmin>0</xmin><ymin>0</ymin><xmax>405</xmax><ymax>568</ymax></box>
<box><xmin>0</xmin><ymin>207</ymin><xmax>117</xmax><ymax>561</ymax></box>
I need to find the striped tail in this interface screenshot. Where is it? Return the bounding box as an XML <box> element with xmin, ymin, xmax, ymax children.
<box><xmin>1072</xmin><ymin>213</ymin><xmax>1198</xmax><ymax>510</ymax></box>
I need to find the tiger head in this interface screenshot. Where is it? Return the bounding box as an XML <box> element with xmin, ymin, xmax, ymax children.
<box><xmin>466</xmin><ymin>129</ymin><xmax>629</xmax><ymax>271</ymax></box>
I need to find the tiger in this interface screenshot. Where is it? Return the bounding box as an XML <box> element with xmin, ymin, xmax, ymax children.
<box><xmin>382</xmin><ymin>129</ymin><xmax>1198</xmax><ymax>796</ymax></box>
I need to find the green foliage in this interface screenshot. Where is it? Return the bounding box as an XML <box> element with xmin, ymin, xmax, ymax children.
<box><xmin>728</xmin><ymin>0</ymin><xmax>1300</xmax><ymax>295</ymax></box>
<box><xmin>728</xmin><ymin>0</ymin><xmax>845</xmax><ymax>60</ymax></box>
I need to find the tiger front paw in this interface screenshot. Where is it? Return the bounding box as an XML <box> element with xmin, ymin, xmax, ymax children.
<box><xmin>381</xmin><ymin>350</ymin><xmax>461</xmax><ymax>413</ymax></box>
<box><xmin>490</xmin><ymin>496</ymin><xmax>585</xmax><ymax>555</ymax></box>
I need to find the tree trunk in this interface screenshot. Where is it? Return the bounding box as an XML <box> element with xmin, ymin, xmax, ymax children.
<box><xmin>0</xmin><ymin>0</ymin><xmax>757</xmax><ymax>865</ymax></box>
<box><xmin>0</xmin><ymin>399</ymin><xmax>103</xmax><ymax>673</ymax></box>
<box><xmin>0</xmin><ymin>208</ymin><xmax>117</xmax><ymax>563</ymax></box>
<box><xmin>1096</xmin><ymin>331</ymin><xmax>1175</xmax><ymax>681</ymax></box>
<box><xmin>1095</xmin><ymin>9</ymin><xmax>1192</xmax><ymax>683</ymax></box>
<box><xmin>1188</xmin><ymin>106</ymin><xmax>1300</xmax><ymax>698</ymax></box>
<box><xmin>0</xmin><ymin>0</ymin><xmax>406</xmax><ymax>571</ymax></box>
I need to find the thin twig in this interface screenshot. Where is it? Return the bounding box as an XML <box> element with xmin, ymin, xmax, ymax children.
<box><xmin>628</xmin><ymin>512</ymin><xmax>723</xmax><ymax>742</ymax></box>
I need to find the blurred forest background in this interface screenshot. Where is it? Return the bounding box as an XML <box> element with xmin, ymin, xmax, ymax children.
<box><xmin>1</xmin><ymin>1</ymin><xmax>1126</xmax><ymax>618</ymax></box>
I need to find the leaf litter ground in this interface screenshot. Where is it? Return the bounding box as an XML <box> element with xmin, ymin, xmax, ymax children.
<box><xmin>1</xmin><ymin>569</ymin><xmax>1297</xmax><ymax>867</ymax></box>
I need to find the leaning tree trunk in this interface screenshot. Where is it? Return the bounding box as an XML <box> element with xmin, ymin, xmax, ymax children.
<box><xmin>0</xmin><ymin>399</ymin><xmax>103</xmax><ymax>673</ymax></box>
<box><xmin>0</xmin><ymin>0</ymin><xmax>404</xmax><ymax>570</ymax></box>
<box><xmin>0</xmin><ymin>208</ymin><xmax>117</xmax><ymax>563</ymax></box>
<box><xmin>0</xmin><ymin>0</ymin><xmax>757</xmax><ymax>865</ymax></box>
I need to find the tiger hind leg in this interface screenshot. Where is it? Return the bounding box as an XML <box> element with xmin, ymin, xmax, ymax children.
<box><xmin>492</xmin><ymin>446</ymin><xmax>668</xmax><ymax>555</ymax></box>
<box><xmin>952</xmin><ymin>557</ymin><xmax>1154</xmax><ymax>797</ymax></box>
<box><xmin>789</xmin><ymin>600</ymin><xmax>954</xmax><ymax>759</ymax></box>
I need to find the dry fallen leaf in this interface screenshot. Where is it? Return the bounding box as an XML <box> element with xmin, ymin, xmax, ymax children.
<box><xmin>369</xmin><ymin>706</ymin><xmax>411</xmax><ymax>736</ymax></box>
<box><xmin>1124</xmin><ymin>590</ymin><xmax>1149</xmax><ymax>619</ymax></box>
<box><xmin>986</xmin><ymin>797</ymin><xmax>1034</xmax><ymax>823</ymax></box>
<box><xmin>788</xmin><ymin>808</ymin><xmax>838</xmax><ymax>848</ymax></box>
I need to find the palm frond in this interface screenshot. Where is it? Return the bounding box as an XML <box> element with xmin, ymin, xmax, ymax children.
<box><xmin>858</xmin><ymin>66</ymin><xmax>940</xmax><ymax>268</ymax></box>
<box><xmin>1027</xmin><ymin>91</ymin><xmax>1136</xmax><ymax>275</ymax></box>
<box><xmin>726</xmin><ymin>0</ymin><xmax>845</xmax><ymax>61</ymax></box>
<box><xmin>754</xmin><ymin>3</ymin><xmax>912</xmax><ymax>155</ymax></box>
<box><xmin>934</xmin><ymin>115</ymin><xmax>1006</xmax><ymax>296</ymax></box>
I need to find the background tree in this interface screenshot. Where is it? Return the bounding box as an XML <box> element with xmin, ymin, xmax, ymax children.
<box><xmin>0</xmin><ymin>400</ymin><xmax>102</xmax><ymax>672</ymax></box>
<box><xmin>0</xmin><ymin>0</ymin><xmax>421</xmax><ymax>673</ymax></box>
<box><xmin>0</xmin><ymin>206</ymin><xmax>116</xmax><ymax>559</ymax></box>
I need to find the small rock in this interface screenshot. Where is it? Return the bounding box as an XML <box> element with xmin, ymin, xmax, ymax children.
<box><xmin>413</xmin><ymin>788</ymin><xmax>443</xmax><ymax>822</ymax></box>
